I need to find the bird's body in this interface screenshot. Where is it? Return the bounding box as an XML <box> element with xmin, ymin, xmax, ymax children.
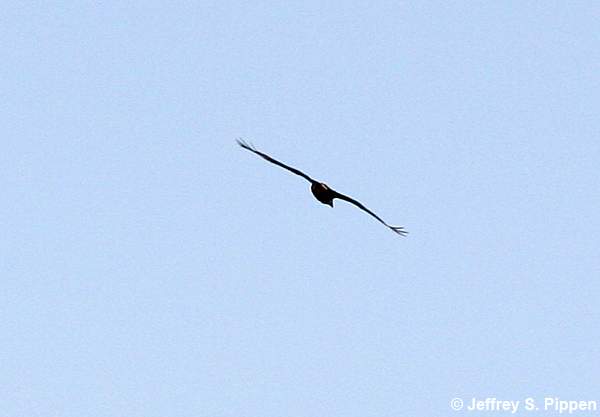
<box><xmin>237</xmin><ymin>139</ymin><xmax>407</xmax><ymax>236</ymax></box>
<box><xmin>310</xmin><ymin>182</ymin><xmax>334</xmax><ymax>207</ymax></box>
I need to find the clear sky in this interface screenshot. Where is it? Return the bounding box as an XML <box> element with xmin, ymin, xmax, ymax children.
<box><xmin>2</xmin><ymin>2</ymin><xmax>599</xmax><ymax>416</ymax></box>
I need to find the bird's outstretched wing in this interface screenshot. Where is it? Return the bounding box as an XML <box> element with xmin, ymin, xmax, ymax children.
<box><xmin>332</xmin><ymin>190</ymin><xmax>408</xmax><ymax>236</ymax></box>
<box><xmin>237</xmin><ymin>139</ymin><xmax>315</xmax><ymax>183</ymax></box>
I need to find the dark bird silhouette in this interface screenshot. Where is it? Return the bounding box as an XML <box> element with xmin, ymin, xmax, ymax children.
<box><xmin>237</xmin><ymin>139</ymin><xmax>408</xmax><ymax>236</ymax></box>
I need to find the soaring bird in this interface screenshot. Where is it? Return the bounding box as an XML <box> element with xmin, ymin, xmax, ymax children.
<box><xmin>237</xmin><ymin>139</ymin><xmax>408</xmax><ymax>236</ymax></box>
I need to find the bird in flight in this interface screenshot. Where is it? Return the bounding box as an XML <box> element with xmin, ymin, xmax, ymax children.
<box><xmin>237</xmin><ymin>139</ymin><xmax>408</xmax><ymax>236</ymax></box>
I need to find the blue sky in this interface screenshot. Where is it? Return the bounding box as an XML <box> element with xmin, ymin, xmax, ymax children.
<box><xmin>2</xmin><ymin>2</ymin><xmax>599</xmax><ymax>416</ymax></box>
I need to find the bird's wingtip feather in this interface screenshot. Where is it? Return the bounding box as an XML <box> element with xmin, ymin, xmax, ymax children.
<box><xmin>237</xmin><ymin>138</ymin><xmax>253</xmax><ymax>150</ymax></box>
<box><xmin>238</xmin><ymin>138</ymin><xmax>259</xmax><ymax>152</ymax></box>
<box><xmin>390</xmin><ymin>226</ymin><xmax>409</xmax><ymax>236</ymax></box>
